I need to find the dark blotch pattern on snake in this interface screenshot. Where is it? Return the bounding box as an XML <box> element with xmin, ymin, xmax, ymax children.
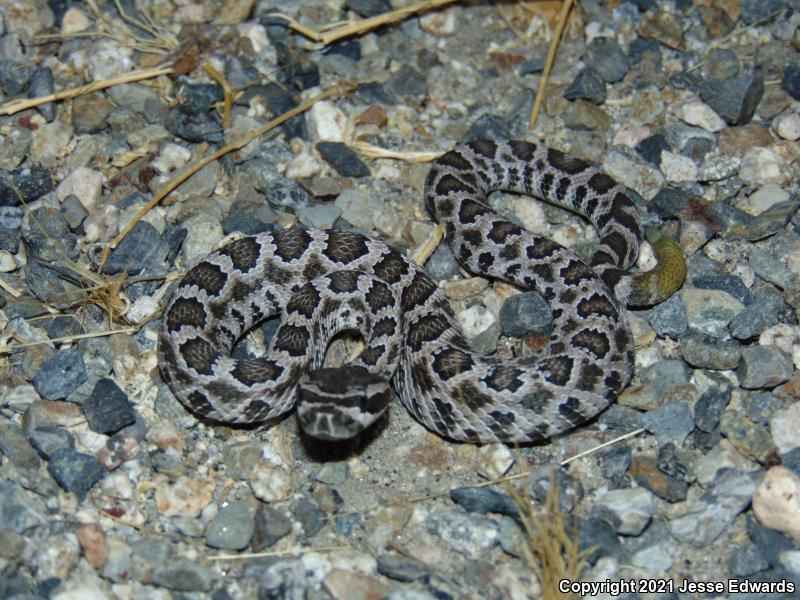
<box><xmin>158</xmin><ymin>140</ymin><xmax>686</xmax><ymax>443</ymax></box>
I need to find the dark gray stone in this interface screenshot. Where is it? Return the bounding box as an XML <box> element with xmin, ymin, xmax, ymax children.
<box><xmin>376</xmin><ymin>553</ymin><xmax>429</xmax><ymax>582</ymax></box>
<box><xmin>450</xmin><ymin>487</ymin><xmax>520</xmax><ymax>521</ymax></box>
<box><xmin>729</xmin><ymin>288</ymin><xmax>785</xmax><ymax>340</ymax></box>
<box><xmin>0</xmin><ymin>421</ymin><xmax>42</xmax><ymax>470</ymax></box>
<box><xmin>692</xmin><ymin>273</ymin><xmax>752</xmax><ymax>306</ymax></box>
<box><xmin>644</xmin><ymin>293</ymin><xmax>688</xmax><ymax>338</ymax></box>
<box><xmin>564</xmin><ymin>67</ymin><xmax>607</xmax><ymax>104</ymax></box>
<box><xmin>635</xmin><ymin>133</ymin><xmax>669</xmax><ymax>166</ymax></box>
<box><xmin>579</xmin><ymin>517</ymin><xmax>624</xmax><ymax>565</ymax></box>
<box><xmin>28</xmin><ymin>67</ymin><xmax>56</xmax><ymax>121</ymax></box>
<box><xmin>101</xmin><ymin>220</ymin><xmax>169</xmax><ymax>275</ymax></box>
<box><xmin>32</xmin><ymin>348</ymin><xmax>87</xmax><ymax>400</ymax></box>
<box><xmin>641</xmin><ymin>401</ymin><xmax>695</xmax><ymax>445</ymax></box>
<box><xmin>0</xmin><ymin>166</ymin><xmax>53</xmax><ymax>207</ymax></box>
<box><xmin>729</xmin><ymin>542</ymin><xmax>770</xmax><ymax>577</ymax></box>
<box><xmin>639</xmin><ymin>359</ymin><xmax>690</xmax><ymax>396</ymax></box>
<box><xmin>423</xmin><ymin>243</ymin><xmax>461</xmax><ymax>281</ymax></box>
<box><xmin>657</xmin><ymin>442</ymin><xmax>694</xmax><ymax>483</ymax></box>
<box><xmin>388</xmin><ymin>65</ymin><xmax>428</xmax><ymax>100</ymax></box>
<box><xmin>294</xmin><ymin>496</ymin><xmax>324</xmax><ymax>537</ymax></box>
<box><xmin>345</xmin><ymin>0</ymin><xmax>391</xmax><ymax>17</ymax></box>
<box><xmin>586</xmin><ymin>38</ymin><xmax>630</xmax><ymax>82</ymax></box>
<box><xmin>527</xmin><ymin>466</ymin><xmax>584</xmax><ymax>513</ymax></box>
<box><xmin>696</xmin><ymin>72</ymin><xmax>764</xmax><ymax>125</ymax></box>
<box><xmin>152</xmin><ymin>557</ymin><xmax>214</xmax><ymax>592</ymax></box>
<box><xmin>694</xmin><ymin>381</ymin><xmax>733</xmax><ymax>432</ymax></box>
<box><xmin>28</xmin><ymin>426</ymin><xmax>75</xmax><ymax>460</ymax></box>
<box><xmin>737</xmin><ymin>345</ymin><xmax>793</xmax><ymax>388</ymax></box>
<box><xmin>463</xmin><ymin>113</ymin><xmax>512</xmax><ymax>142</ymax></box>
<box><xmin>680</xmin><ymin>332</ymin><xmax>741</xmax><ymax>370</ymax></box>
<box><xmin>205</xmin><ymin>502</ymin><xmax>255</xmax><ymax>550</ymax></box>
<box><xmin>47</xmin><ymin>448</ymin><xmax>105</xmax><ymax>500</ymax></box>
<box><xmin>316</xmin><ymin>142</ymin><xmax>370</xmax><ymax>178</ymax></box>
<box><xmin>499</xmin><ymin>291</ymin><xmax>553</xmax><ymax>337</ymax></box>
<box><xmin>600</xmin><ymin>444</ymin><xmax>632</xmax><ymax>479</ymax></box>
<box><xmin>782</xmin><ymin>63</ymin><xmax>800</xmax><ymax>101</ymax></box>
<box><xmin>83</xmin><ymin>378</ymin><xmax>136</xmax><ymax>434</ymax></box>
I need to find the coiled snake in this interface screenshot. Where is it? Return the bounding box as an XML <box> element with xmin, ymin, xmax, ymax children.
<box><xmin>158</xmin><ymin>140</ymin><xmax>686</xmax><ymax>443</ymax></box>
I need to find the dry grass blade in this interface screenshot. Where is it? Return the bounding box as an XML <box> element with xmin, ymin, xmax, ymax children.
<box><xmin>528</xmin><ymin>0</ymin><xmax>575</xmax><ymax>130</ymax></box>
<box><xmin>0</xmin><ymin>328</ymin><xmax>138</xmax><ymax>353</ymax></box>
<box><xmin>204</xmin><ymin>60</ymin><xmax>234</xmax><ymax>130</ymax></box>
<box><xmin>274</xmin><ymin>0</ymin><xmax>460</xmax><ymax>45</ymax></box>
<box><xmin>35</xmin><ymin>0</ymin><xmax>178</xmax><ymax>55</ymax></box>
<box><xmin>506</xmin><ymin>474</ymin><xmax>592</xmax><ymax>599</ymax></box>
<box><xmin>0</xmin><ymin>67</ymin><xmax>173</xmax><ymax>116</ymax></box>
<box><xmin>352</xmin><ymin>141</ymin><xmax>443</xmax><ymax>163</ymax></box>
<box><xmin>98</xmin><ymin>81</ymin><xmax>356</xmax><ymax>270</ymax></box>
<box><xmin>207</xmin><ymin>546</ymin><xmax>348</xmax><ymax>561</ymax></box>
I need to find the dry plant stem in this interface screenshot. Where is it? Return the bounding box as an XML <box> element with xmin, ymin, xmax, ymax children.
<box><xmin>528</xmin><ymin>0</ymin><xmax>575</xmax><ymax>130</ymax></box>
<box><xmin>278</xmin><ymin>0</ymin><xmax>460</xmax><ymax>45</ymax></box>
<box><xmin>352</xmin><ymin>141</ymin><xmax>443</xmax><ymax>163</ymax></box>
<box><xmin>0</xmin><ymin>67</ymin><xmax>173</xmax><ymax>116</ymax></box>
<box><xmin>204</xmin><ymin>60</ymin><xmax>234</xmax><ymax>130</ymax></box>
<box><xmin>0</xmin><ymin>328</ymin><xmax>138</xmax><ymax>352</ymax></box>
<box><xmin>0</xmin><ymin>277</ymin><xmax>23</xmax><ymax>298</ymax></box>
<box><xmin>207</xmin><ymin>546</ymin><xmax>347</xmax><ymax>561</ymax></box>
<box><xmin>98</xmin><ymin>82</ymin><xmax>356</xmax><ymax>270</ymax></box>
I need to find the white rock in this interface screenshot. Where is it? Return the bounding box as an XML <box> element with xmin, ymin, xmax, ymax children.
<box><xmin>100</xmin><ymin>471</ymin><xmax>134</xmax><ymax>500</ymax></box>
<box><xmin>476</xmin><ymin>443</ymin><xmax>514</xmax><ymax>479</ymax></box>
<box><xmin>612</xmin><ymin>124</ymin><xmax>651</xmax><ymax>148</ymax></box>
<box><xmin>603</xmin><ymin>147</ymin><xmax>664</xmax><ymax>200</ymax></box>
<box><xmin>738</xmin><ymin>147</ymin><xmax>789</xmax><ymax>185</ymax></box>
<box><xmin>57</xmin><ymin>167</ymin><xmax>103</xmax><ymax>211</ymax></box>
<box><xmin>182</xmin><ymin>216</ymin><xmax>224</xmax><ymax>266</ymax></box>
<box><xmin>31</xmin><ymin>121</ymin><xmax>73</xmax><ymax>161</ymax></box>
<box><xmin>154</xmin><ymin>475</ymin><xmax>215</xmax><ymax>517</ymax></box>
<box><xmin>0</xmin><ymin>250</ymin><xmax>17</xmax><ymax>272</ymax></box>
<box><xmin>126</xmin><ymin>295</ymin><xmax>159</xmax><ymax>325</ymax></box>
<box><xmin>307</xmin><ymin>101</ymin><xmax>347</xmax><ymax>142</ymax></box>
<box><xmin>151</xmin><ymin>143</ymin><xmax>191</xmax><ymax>174</ymax></box>
<box><xmin>88</xmin><ymin>39</ymin><xmax>134</xmax><ymax>80</ymax></box>
<box><xmin>61</xmin><ymin>7</ymin><xmax>91</xmax><ymax>34</ymax></box>
<box><xmin>773</xmin><ymin>111</ymin><xmax>800</xmax><ymax>141</ymax></box>
<box><xmin>82</xmin><ymin>205</ymin><xmax>119</xmax><ymax>243</ymax></box>
<box><xmin>456</xmin><ymin>304</ymin><xmax>496</xmax><ymax>339</ymax></box>
<box><xmin>512</xmin><ymin>197</ymin><xmax>546</xmax><ymax>233</ymax></box>
<box><xmin>752</xmin><ymin>466</ymin><xmax>800</xmax><ymax>545</ymax></box>
<box><xmin>286</xmin><ymin>147</ymin><xmax>323</xmax><ymax>179</ymax></box>
<box><xmin>769</xmin><ymin>401</ymin><xmax>800</xmax><ymax>455</ymax></box>
<box><xmin>738</xmin><ymin>183</ymin><xmax>790</xmax><ymax>216</ymax></box>
<box><xmin>237</xmin><ymin>23</ymin><xmax>273</xmax><ymax>57</ymax></box>
<box><xmin>420</xmin><ymin>6</ymin><xmax>458</xmax><ymax>35</ymax></box>
<box><xmin>660</xmin><ymin>150</ymin><xmax>698</xmax><ymax>184</ymax></box>
<box><xmin>249</xmin><ymin>461</ymin><xmax>293</xmax><ymax>502</ymax></box>
<box><xmin>680</xmin><ymin>99</ymin><xmax>726</xmax><ymax>132</ymax></box>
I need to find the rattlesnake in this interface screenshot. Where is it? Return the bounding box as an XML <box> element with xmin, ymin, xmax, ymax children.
<box><xmin>158</xmin><ymin>139</ymin><xmax>686</xmax><ymax>443</ymax></box>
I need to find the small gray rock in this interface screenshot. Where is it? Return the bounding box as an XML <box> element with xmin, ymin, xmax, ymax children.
<box><xmin>152</xmin><ymin>557</ymin><xmax>214</xmax><ymax>592</ymax></box>
<box><xmin>47</xmin><ymin>448</ymin><xmax>105</xmax><ymax>500</ymax></box>
<box><xmin>32</xmin><ymin>348</ymin><xmax>87</xmax><ymax>400</ymax></box>
<box><xmin>83</xmin><ymin>378</ymin><xmax>136</xmax><ymax>434</ymax></box>
<box><xmin>696</xmin><ymin>72</ymin><xmax>764</xmax><ymax>125</ymax></box>
<box><xmin>641</xmin><ymin>401</ymin><xmax>695</xmax><ymax>445</ymax></box>
<box><xmin>499</xmin><ymin>291</ymin><xmax>553</xmax><ymax>337</ymax></box>
<box><xmin>564</xmin><ymin>67</ymin><xmax>607</xmax><ymax>104</ymax></box>
<box><xmin>737</xmin><ymin>345</ymin><xmax>794</xmax><ymax>388</ymax></box>
<box><xmin>205</xmin><ymin>502</ymin><xmax>255</xmax><ymax>550</ymax></box>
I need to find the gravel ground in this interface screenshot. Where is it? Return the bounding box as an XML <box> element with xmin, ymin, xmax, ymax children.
<box><xmin>1</xmin><ymin>0</ymin><xmax>800</xmax><ymax>598</ymax></box>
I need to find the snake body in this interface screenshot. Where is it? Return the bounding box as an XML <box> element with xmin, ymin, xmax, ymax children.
<box><xmin>158</xmin><ymin>140</ymin><xmax>685</xmax><ymax>443</ymax></box>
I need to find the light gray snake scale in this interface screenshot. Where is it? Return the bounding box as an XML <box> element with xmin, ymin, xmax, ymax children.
<box><xmin>158</xmin><ymin>139</ymin><xmax>686</xmax><ymax>443</ymax></box>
